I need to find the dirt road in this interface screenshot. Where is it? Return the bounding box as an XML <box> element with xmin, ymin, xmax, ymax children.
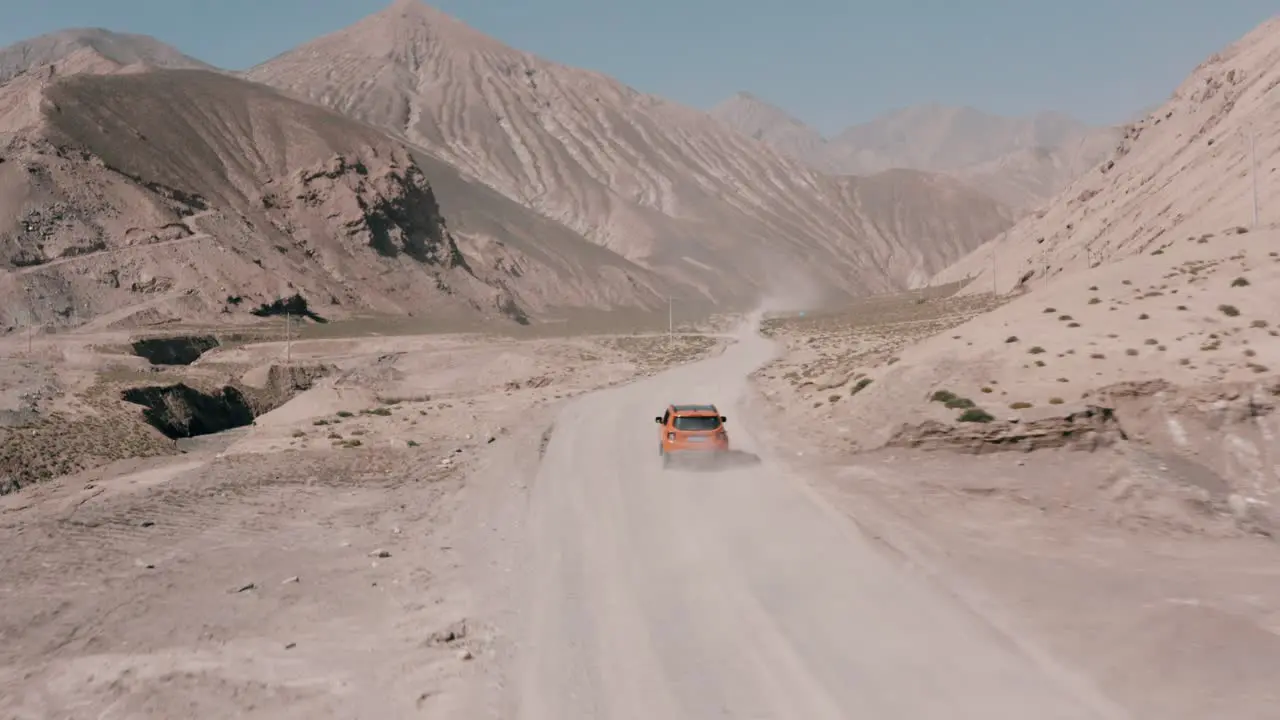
<box><xmin>506</xmin><ymin>315</ymin><xmax>1127</xmax><ymax>719</ymax></box>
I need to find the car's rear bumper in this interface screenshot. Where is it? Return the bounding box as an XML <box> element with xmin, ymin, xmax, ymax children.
<box><xmin>663</xmin><ymin>446</ymin><xmax>729</xmax><ymax>457</ymax></box>
<box><xmin>664</xmin><ymin>441</ymin><xmax>728</xmax><ymax>451</ymax></box>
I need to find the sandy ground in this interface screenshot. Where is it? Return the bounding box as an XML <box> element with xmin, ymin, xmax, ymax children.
<box><xmin>803</xmin><ymin>452</ymin><xmax>1280</xmax><ymax>719</ymax></box>
<box><xmin>4</xmin><ymin>292</ymin><xmax>1280</xmax><ymax>717</ymax></box>
<box><xmin>0</xmin><ymin>439</ymin><xmax>466</xmax><ymax>718</ymax></box>
<box><xmin>3</xmin><ymin>10</ymin><xmax>1279</xmax><ymax>719</ymax></box>
<box><xmin>13</xmin><ymin>310</ymin><xmax>1266</xmax><ymax>715</ymax></box>
<box><xmin>757</xmin><ymin>229</ymin><xmax>1280</xmax><ymax>534</ymax></box>
<box><xmin>457</xmin><ymin>316</ymin><xmax>1126</xmax><ymax>719</ymax></box>
<box><xmin>742</xmin><ymin>402</ymin><xmax>1280</xmax><ymax>718</ymax></box>
<box><xmin>761</xmin><ymin>228</ymin><xmax>1279</xmax><ymax>446</ymax></box>
<box><xmin>750</xmin><ymin>275</ymin><xmax>1280</xmax><ymax>717</ymax></box>
<box><xmin>0</xmin><ymin>327</ymin><xmax>721</xmax><ymax>718</ymax></box>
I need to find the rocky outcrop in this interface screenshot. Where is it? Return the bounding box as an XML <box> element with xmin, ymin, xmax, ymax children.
<box><xmin>120</xmin><ymin>361</ymin><xmax>335</xmax><ymax>439</ymax></box>
<box><xmin>253</xmin><ymin>363</ymin><xmax>335</xmax><ymax>411</ymax></box>
<box><xmin>883</xmin><ymin>375</ymin><xmax>1280</xmax><ymax>535</ymax></box>
<box><xmin>885</xmin><ymin>405</ymin><xmax>1124</xmax><ymax>454</ymax></box>
<box><xmin>268</xmin><ymin>153</ymin><xmax>472</xmax><ymax>270</ymax></box>
<box><xmin>1093</xmin><ymin>377</ymin><xmax>1280</xmax><ymax>534</ymax></box>
<box><xmin>121</xmin><ymin>384</ymin><xmax>256</xmax><ymax>438</ymax></box>
<box><xmin>130</xmin><ymin>334</ymin><xmax>219</xmax><ymax>365</ymax></box>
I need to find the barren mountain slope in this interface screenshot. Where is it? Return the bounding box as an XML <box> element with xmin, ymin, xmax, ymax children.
<box><xmin>711</xmin><ymin>95</ymin><xmax>1120</xmax><ymax>210</ymax></box>
<box><xmin>707</xmin><ymin>92</ymin><xmax>832</xmax><ymax>171</ymax></box>
<box><xmin>955</xmin><ymin>140</ymin><xmax>1117</xmax><ymax>211</ymax></box>
<box><xmin>246</xmin><ymin>0</ymin><xmax>1014</xmax><ymax>301</ymax></box>
<box><xmin>0</xmin><ymin>28</ymin><xmax>213</xmax><ymax>86</ymax></box>
<box><xmin>830</xmin><ymin>106</ymin><xmax>1116</xmax><ymax>174</ymax></box>
<box><xmin>934</xmin><ymin>17</ymin><xmax>1280</xmax><ymax>294</ymax></box>
<box><xmin>0</xmin><ymin>39</ymin><xmax>207</xmax><ymax>135</ymax></box>
<box><xmin>0</xmin><ymin>68</ymin><xmax>669</xmax><ymax>330</ymax></box>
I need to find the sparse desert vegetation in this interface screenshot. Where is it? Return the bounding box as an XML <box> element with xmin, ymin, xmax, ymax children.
<box><xmin>753</xmin><ymin>225</ymin><xmax>1280</xmax><ymax>512</ymax></box>
<box><xmin>957</xmin><ymin>407</ymin><xmax>996</xmax><ymax>422</ymax></box>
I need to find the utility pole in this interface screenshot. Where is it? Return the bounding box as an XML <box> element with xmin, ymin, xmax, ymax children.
<box><xmin>1251</xmin><ymin>128</ymin><xmax>1260</xmax><ymax>228</ymax></box>
<box><xmin>284</xmin><ymin>311</ymin><xmax>292</xmax><ymax>364</ymax></box>
<box><xmin>27</xmin><ymin>326</ymin><xmax>33</xmax><ymax>354</ymax></box>
<box><xmin>990</xmin><ymin>250</ymin><xmax>997</xmax><ymax>297</ymax></box>
<box><xmin>667</xmin><ymin>296</ymin><xmax>673</xmax><ymax>348</ymax></box>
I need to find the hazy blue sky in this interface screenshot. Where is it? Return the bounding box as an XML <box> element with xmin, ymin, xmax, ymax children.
<box><xmin>3</xmin><ymin>0</ymin><xmax>1275</xmax><ymax>134</ymax></box>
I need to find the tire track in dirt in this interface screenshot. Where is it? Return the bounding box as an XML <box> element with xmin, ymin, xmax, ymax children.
<box><xmin>502</xmin><ymin>316</ymin><xmax>1126</xmax><ymax>719</ymax></box>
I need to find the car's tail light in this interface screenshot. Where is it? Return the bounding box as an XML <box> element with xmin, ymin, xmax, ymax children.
<box><xmin>667</xmin><ymin>432</ymin><xmax>675</xmax><ymax>441</ymax></box>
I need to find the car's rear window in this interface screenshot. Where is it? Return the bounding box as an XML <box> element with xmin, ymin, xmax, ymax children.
<box><xmin>673</xmin><ymin>415</ymin><xmax>720</xmax><ymax>431</ymax></box>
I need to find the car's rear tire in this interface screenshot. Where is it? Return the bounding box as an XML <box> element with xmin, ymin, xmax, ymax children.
<box><xmin>661</xmin><ymin>453</ymin><xmax>670</xmax><ymax>470</ymax></box>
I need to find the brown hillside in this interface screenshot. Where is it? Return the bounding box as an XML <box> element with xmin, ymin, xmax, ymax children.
<box><xmin>246</xmin><ymin>0</ymin><xmax>1014</xmax><ymax>302</ymax></box>
<box><xmin>934</xmin><ymin>17</ymin><xmax>1280</xmax><ymax>295</ymax></box>
<box><xmin>0</xmin><ymin>69</ymin><xmax>668</xmax><ymax>330</ymax></box>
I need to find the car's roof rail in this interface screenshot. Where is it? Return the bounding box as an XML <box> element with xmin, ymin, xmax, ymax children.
<box><xmin>672</xmin><ymin>403</ymin><xmax>717</xmax><ymax>413</ymax></box>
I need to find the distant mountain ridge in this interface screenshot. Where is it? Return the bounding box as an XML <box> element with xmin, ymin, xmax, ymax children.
<box><xmin>0</xmin><ymin>27</ymin><xmax>213</xmax><ymax>86</ymax></box>
<box><xmin>709</xmin><ymin>94</ymin><xmax>1123</xmax><ymax>211</ymax></box>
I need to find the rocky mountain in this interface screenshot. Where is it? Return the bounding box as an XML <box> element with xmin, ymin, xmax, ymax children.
<box><xmin>245</xmin><ymin>0</ymin><xmax>1013</xmax><ymax>304</ymax></box>
<box><xmin>830</xmin><ymin>105</ymin><xmax>1112</xmax><ymax>173</ymax></box>
<box><xmin>706</xmin><ymin>92</ymin><xmax>832</xmax><ymax>171</ymax></box>
<box><xmin>0</xmin><ymin>2</ymin><xmax>1026</xmax><ymax>331</ymax></box>
<box><xmin>953</xmin><ymin>142</ymin><xmax>1114</xmax><ymax>213</ymax></box>
<box><xmin>709</xmin><ymin>95</ymin><xmax>1121</xmax><ymax>211</ymax></box>
<box><xmin>932</xmin><ymin>16</ymin><xmax>1280</xmax><ymax>295</ymax></box>
<box><xmin>0</xmin><ymin>28</ymin><xmax>213</xmax><ymax>86</ymax></box>
<box><xmin>0</xmin><ymin>67</ymin><xmax>669</xmax><ymax>330</ymax></box>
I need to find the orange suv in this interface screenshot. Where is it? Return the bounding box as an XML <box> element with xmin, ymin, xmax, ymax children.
<box><xmin>655</xmin><ymin>403</ymin><xmax>729</xmax><ymax>468</ymax></box>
